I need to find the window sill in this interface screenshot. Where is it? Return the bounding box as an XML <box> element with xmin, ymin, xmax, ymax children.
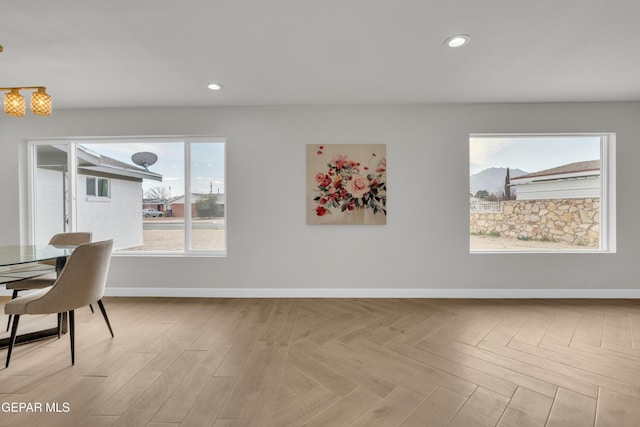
<box><xmin>86</xmin><ymin>196</ymin><xmax>111</xmax><ymax>202</ymax></box>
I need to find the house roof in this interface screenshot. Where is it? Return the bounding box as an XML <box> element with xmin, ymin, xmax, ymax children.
<box><xmin>510</xmin><ymin>160</ymin><xmax>600</xmax><ymax>182</ymax></box>
<box><xmin>36</xmin><ymin>145</ymin><xmax>162</xmax><ymax>182</ymax></box>
<box><xmin>77</xmin><ymin>146</ymin><xmax>163</xmax><ymax>182</ymax></box>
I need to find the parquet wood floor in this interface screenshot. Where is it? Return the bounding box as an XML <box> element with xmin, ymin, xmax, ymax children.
<box><xmin>0</xmin><ymin>297</ymin><xmax>639</xmax><ymax>426</ymax></box>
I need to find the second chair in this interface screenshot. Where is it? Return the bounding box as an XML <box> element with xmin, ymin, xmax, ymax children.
<box><xmin>5</xmin><ymin>232</ymin><xmax>92</xmax><ymax>331</ymax></box>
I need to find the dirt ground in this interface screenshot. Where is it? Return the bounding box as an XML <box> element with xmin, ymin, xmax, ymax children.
<box><xmin>470</xmin><ymin>234</ymin><xmax>593</xmax><ymax>251</ymax></box>
<box><xmin>124</xmin><ymin>230</ymin><xmax>225</xmax><ymax>252</ymax></box>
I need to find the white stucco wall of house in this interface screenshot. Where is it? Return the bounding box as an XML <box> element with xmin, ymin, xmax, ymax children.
<box><xmin>34</xmin><ymin>167</ymin><xmax>65</xmax><ymax>244</ymax></box>
<box><xmin>32</xmin><ymin>170</ymin><xmax>144</xmax><ymax>250</ymax></box>
<box><xmin>76</xmin><ymin>174</ymin><xmax>143</xmax><ymax>250</ymax></box>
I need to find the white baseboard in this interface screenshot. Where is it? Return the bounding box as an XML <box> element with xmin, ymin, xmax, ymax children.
<box><xmin>96</xmin><ymin>287</ymin><xmax>640</xmax><ymax>298</ymax></box>
<box><xmin>3</xmin><ymin>287</ymin><xmax>638</xmax><ymax>299</ymax></box>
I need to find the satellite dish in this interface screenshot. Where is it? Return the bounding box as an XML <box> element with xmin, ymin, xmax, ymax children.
<box><xmin>131</xmin><ymin>152</ymin><xmax>158</xmax><ymax>171</ymax></box>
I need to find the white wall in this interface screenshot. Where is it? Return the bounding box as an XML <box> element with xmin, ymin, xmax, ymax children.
<box><xmin>1</xmin><ymin>103</ymin><xmax>638</xmax><ymax>296</ymax></box>
<box><xmin>76</xmin><ymin>174</ymin><xmax>143</xmax><ymax>250</ymax></box>
<box><xmin>34</xmin><ymin>167</ymin><xmax>65</xmax><ymax>244</ymax></box>
<box><xmin>31</xmin><ymin>169</ymin><xmax>144</xmax><ymax>249</ymax></box>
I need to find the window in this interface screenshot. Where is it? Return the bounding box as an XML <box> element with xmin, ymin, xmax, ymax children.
<box><xmin>470</xmin><ymin>133</ymin><xmax>615</xmax><ymax>253</ymax></box>
<box><xmin>86</xmin><ymin>177</ymin><xmax>110</xmax><ymax>198</ymax></box>
<box><xmin>28</xmin><ymin>137</ymin><xmax>226</xmax><ymax>255</ymax></box>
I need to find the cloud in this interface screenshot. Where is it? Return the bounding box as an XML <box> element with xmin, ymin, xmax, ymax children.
<box><xmin>470</xmin><ymin>137</ymin><xmax>511</xmax><ymax>173</ymax></box>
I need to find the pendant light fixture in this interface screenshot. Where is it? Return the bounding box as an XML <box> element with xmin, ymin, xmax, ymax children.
<box><xmin>3</xmin><ymin>88</ymin><xmax>26</xmax><ymax>116</ymax></box>
<box><xmin>0</xmin><ymin>45</ymin><xmax>53</xmax><ymax>117</ymax></box>
<box><xmin>0</xmin><ymin>86</ymin><xmax>52</xmax><ymax>116</ymax></box>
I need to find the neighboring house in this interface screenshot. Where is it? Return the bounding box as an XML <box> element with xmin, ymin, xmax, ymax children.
<box><xmin>143</xmin><ymin>199</ymin><xmax>167</xmax><ymax>213</ymax></box>
<box><xmin>509</xmin><ymin>160</ymin><xmax>600</xmax><ymax>201</ymax></box>
<box><xmin>35</xmin><ymin>145</ymin><xmax>162</xmax><ymax>250</ymax></box>
<box><xmin>167</xmin><ymin>194</ymin><xmax>199</xmax><ymax>218</ymax></box>
<box><xmin>168</xmin><ymin>193</ymin><xmax>225</xmax><ymax>218</ymax></box>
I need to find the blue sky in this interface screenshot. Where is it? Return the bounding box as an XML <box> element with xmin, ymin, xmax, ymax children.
<box><xmin>83</xmin><ymin>141</ymin><xmax>225</xmax><ymax>196</ymax></box>
<box><xmin>469</xmin><ymin>136</ymin><xmax>601</xmax><ymax>175</ymax></box>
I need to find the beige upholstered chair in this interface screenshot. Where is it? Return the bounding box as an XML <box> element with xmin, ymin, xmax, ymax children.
<box><xmin>5</xmin><ymin>232</ymin><xmax>93</xmax><ymax>331</ymax></box>
<box><xmin>4</xmin><ymin>240</ymin><xmax>114</xmax><ymax>367</ymax></box>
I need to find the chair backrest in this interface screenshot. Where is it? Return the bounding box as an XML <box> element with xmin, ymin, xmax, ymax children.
<box><xmin>40</xmin><ymin>232</ymin><xmax>93</xmax><ymax>267</ymax></box>
<box><xmin>49</xmin><ymin>232</ymin><xmax>93</xmax><ymax>246</ymax></box>
<box><xmin>25</xmin><ymin>240</ymin><xmax>113</xmax><ymax>314</ymax></box>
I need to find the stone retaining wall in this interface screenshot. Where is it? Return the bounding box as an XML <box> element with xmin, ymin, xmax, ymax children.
<box><xmin>470</xmin><ymin>199</ymin><xmax>600</xmax><ymax>247</ymax></box>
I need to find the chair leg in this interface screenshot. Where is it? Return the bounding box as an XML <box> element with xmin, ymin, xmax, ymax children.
<box><xmin>97</xmin><ymin>299</ymin><xmax>114</xmax><ymax>337</ymax></box>
<box><xmin>61</xmin><ymin>312</ymin><xmax>68</xmax><ymax>334</ymax></box>
<box><xmin>69</xmin><ymin>310</ymin><xmax>75</xmax><ymax>366</ymax></box>
<box><xmin>89</xmin><ymin>304</ymin><xmax>94</xmax><ymax>314</ymax></box>
<box><xmin>5</xmin><ymin>315</ymin><xmax>20</xmax><ymax>368</ymax></box>
<box><xmin>57</xmin><ymin>313</ymin><xmax>63</xmax><ymax>339</ymax></box>
<box><xmin>6</xmin><ymin>290</ymin><xmax>19</xmax><ymax>332</ymax></box>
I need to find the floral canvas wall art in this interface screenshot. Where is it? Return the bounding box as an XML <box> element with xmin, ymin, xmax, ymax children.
<box><xmin>307</xmin><ymin>144</ymin><xmax>387</xmax><ymax>225</ymax></box>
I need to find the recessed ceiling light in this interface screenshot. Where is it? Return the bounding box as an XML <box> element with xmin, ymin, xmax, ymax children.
<box><xmin>207</xmin><ymin>83</ymin><xmax>223</xmax><ymax>91</ymax></box>
<box><xmin>444</xmin><ymin>34</ymin><xmax>470</xmax><ymax>48</ymax></box>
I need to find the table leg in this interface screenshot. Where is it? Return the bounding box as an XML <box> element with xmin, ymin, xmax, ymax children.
<box><xmin>0</xmin><ymin>324</ymin><xmax>64</xmax><ymax>348</ymax></box>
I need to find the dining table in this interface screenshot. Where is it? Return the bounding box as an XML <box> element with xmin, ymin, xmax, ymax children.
<box><xmin>0</xmin><ymin>244</ymin><xmax>74</xmax><ymax>348</ymax></box>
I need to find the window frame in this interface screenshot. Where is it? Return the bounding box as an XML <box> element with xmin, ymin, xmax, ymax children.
<box><xmin>26</xmin><ymin>136</ymin><xmax>227</xmax><ymax>257</ymax></box>
<box><xmin>469</xmin><ymin>132</ymin><xmax>616</xmax><ymax>254</ymax></box>
<box><xmin>86</xmin><ymin>176</ymin><xmax>111</xmax><ymax>199</ymax></box>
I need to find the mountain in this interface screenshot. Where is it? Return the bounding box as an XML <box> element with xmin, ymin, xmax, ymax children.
<box><xmin>470</xmin><ymin>167</ymin><xmax>527</xmax><ymax>196</ymax></box>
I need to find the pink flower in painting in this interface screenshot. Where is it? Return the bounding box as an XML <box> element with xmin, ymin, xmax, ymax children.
<box><xmin>331</xmin><ymin>154</ymin><xmax>349</xmax><ymax>170</ymax></box>
<box><xmin>315</xmin><ymin>172</ymin><xmax>325</xmax><ymax>183</ymax></box>
<box><xmin>347</xmin><ymin>175</ymin><xmax>369</xmax><ymax>198</ymax></box>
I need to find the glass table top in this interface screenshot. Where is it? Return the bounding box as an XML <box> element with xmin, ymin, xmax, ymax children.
<box><xmin>0</xmin><ymin>245</ymin><xmax>73</xmax><ymax>268</ymax></box>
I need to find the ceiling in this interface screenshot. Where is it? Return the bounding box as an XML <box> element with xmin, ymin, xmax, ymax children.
<box><xmin>2</xmin><ymin>0</ymin><xmax>640</xmax><ymax>109</ymax></box>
